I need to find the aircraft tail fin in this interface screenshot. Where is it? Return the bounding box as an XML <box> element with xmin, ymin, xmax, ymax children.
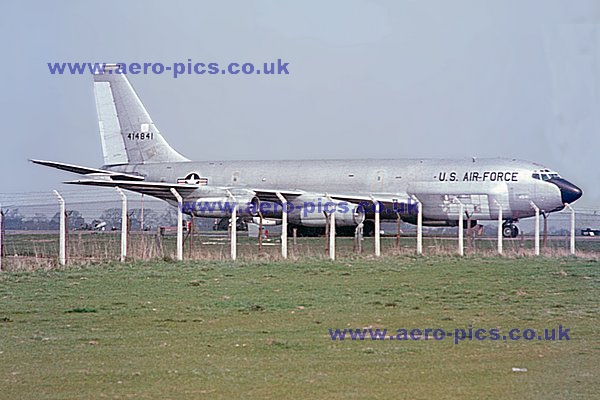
<box><xmin>92</xmin><ymin>64</ymin><xmax>189</xmax><ymax>165</ymax></box>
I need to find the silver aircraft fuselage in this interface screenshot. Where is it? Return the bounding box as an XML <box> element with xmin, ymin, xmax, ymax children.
<box><xmin>104</xmin><ymin>157</ymin><xmax>581</xmax><ymax>223</ymax></box>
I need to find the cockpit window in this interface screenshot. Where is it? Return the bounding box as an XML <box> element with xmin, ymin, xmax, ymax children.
<box><xmin>532</xmin><ymin>169</ymin><xmax>560</xmax><ymax>181</ymax></box>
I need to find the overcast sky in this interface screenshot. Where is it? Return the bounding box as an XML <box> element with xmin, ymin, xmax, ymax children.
<box><xmin>2</xmin><ymin>0</ymin><xmax>600</xmax><ymax>207</ymax></box>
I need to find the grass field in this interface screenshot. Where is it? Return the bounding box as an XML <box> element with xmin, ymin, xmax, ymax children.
<box><xmin>1</xmin><ymin>256</ymin><xmax>599</xmax><ymax>399</ymax></box>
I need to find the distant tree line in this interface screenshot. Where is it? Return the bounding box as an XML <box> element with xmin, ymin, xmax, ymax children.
<box><xmin>0</xmin><ymin>207</ymin><xmax>213</xmax><ymax>231</ymax></box>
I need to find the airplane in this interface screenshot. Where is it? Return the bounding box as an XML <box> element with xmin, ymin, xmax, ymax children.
<box><xmin>33</xmin><ymin>64</ymin><xmax>582</xmax><ymax>238</ymax></box>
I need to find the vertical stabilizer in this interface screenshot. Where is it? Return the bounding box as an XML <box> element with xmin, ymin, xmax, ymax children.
<box><xmin>92</xmin><ymin>64</ymin><xmax>189</xmax><ymax>165</ymax></box>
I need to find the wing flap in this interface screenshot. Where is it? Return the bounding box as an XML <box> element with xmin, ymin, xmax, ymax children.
<box><xmin>251</xmin><ymin>189</ymin><xmax>304</xmax><ymax>203</ymax></box>
<box><xmin>252</xmin><ymin>189</ymin><xmax>412</xmax><ymax>214</ymax></box>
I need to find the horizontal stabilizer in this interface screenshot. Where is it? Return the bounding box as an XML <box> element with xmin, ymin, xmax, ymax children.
<box><xmin>30</xmin><ymin>159</ymin><xmax>144</xmax><ymax>181</ymax></box>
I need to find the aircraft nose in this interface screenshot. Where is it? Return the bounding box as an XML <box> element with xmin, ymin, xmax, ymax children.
<box><xmin>549</xmin><ymin>178</ymin><xmax>583</xmax><ymax>204</ymax></box>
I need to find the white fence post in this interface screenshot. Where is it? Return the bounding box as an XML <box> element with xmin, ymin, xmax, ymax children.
<box><xmin>169</xmin><ymin>188</ymin><xmax>184</xmax><ymax>261</ymax></box>
<box><xmin>140</xmin><ymin>194</ymin><xmax>145</xmax><ymax>232</ymax></box>
<box><xmin>495</xmin><ymin>200</ymin><xmax>503</xmax><ymax>255</ymax></box>
<box><xmin>355</xmin><ymin>222</ymin><xmax>363</xmax><ymax>254</ymax></box>
<box><xmin>276</xmin><ymin>192</ymin><xmax>288</xmax><ymax>259</ymax></box>
<box><xmin>453</xmin><ymin>198</ymin><xmax>464</xmax><ymax>256</ymax></box>
<box><xmin>530</xmin><ymin>201</ymin><xmax>540</xmax><ymax>256</ymax></box>
<box><xmin>564</xmin><ymin>203</ymin><xmax>576</xmax><ymax>255</ymax></box>
<box><xmin>370</xmin><ymin>196</ymin><xmax>381</xmax><ymax>257</ymax></box>
<box><xmin>326</xmin><ymin>194</ymin><xmax>336</xmax><ymax>261</ymax></box>
<box><xmin>412</xmin><ymin>195</ymin><xmax>422</xmax><ymax>255</ymax></box>
<box><xmin>53</xmin><ymin>190</ymin><xmax>66</xmax><ymax>266</ymax></box>
<box><xmin>226</xmin><ymin>191</ymin><xmax>237</xmax><ymax>261</ymax></box>
<box><xmin>116</xmin><ymin>188</ymin><xmax>128</xmax><ymax>262</ymax></box>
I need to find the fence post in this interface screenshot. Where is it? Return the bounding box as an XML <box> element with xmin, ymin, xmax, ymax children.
<box><xmin>564</xmin><ymin>203</ymin><xmax>576</xmax><ymax>255</ymax></box>
<box><xmin>140</xmin><ymin>194</ymin><xmax>145</xmax><ymax>231</ymax></box>
<box><xmin>189</xmin><ymin>215</ymin><xmax>195</xmax><ymax>258</ymax></box>
<box><xmin>370</xmin><ymin>196</ymin><xmax>381</xmax><ymax>257</ymax></box>
<box><xmin>529</xmin><ymin>201</ymin><xmax>540</xmax><ymax>256</ymax></box>
<box><xmin>411</xmin><ymin>195</ymin><xmax>422</xmax><ymax>255</ymax></box>
<box><xmin>494</xmin><ymin>200</ymin><xmax>503</xmax><ymax>255</ymax></box>
<box><xmin>226</xmin><ymin>191</ymin><xmax>237</xmax><ymax>261</ymax></box>
<box><xmin>258</xmin><ymin>212</ymin><xmax>263</xmax><ymax>255</ymax></box>
<box><xmin>453</xmin><ymin>198</ymin><xmax>464</xmax><ymax>256</ymax></box>
<box><xmin>395</xmin><ymin>213</ymin><xmax>402</xmax><ymax>250</ymax></box>
<box><xmin>276</xmin><ymin>192</ymin><xmax>288</xmax><ymax>259</ymax></box>
<box><xmin>53</xmin><ymin>190</ymin><xmax>66</xmax><ymax>266</ymax></box>
<box><xmin>155</xmin><ymin>226</ymin><xmax>164</xmax><ymax>258</ymax></box>
<box><xmin>324</xmin><ymin>213</ymin><xmax>330</xmax><ymax>255</ymax></box>
<box><xmin>169</xmin><ymin>188</ymin><xmax>184</xmax><ymax>261</ymax></box>
<box><xmin>325</xmin><ymin>194</ymin><xmax>336</xmax><ymax>260</ymax></box>
<box><xmin>355</xmin><ymin>222</ymin><xmax>363</xmax><ymax>254</ymax></box>
<box><xmin>293</xmin><ymin>227</ymin><xmax>297</xmax><ymax>253</ymax></box>
<box><xmin>116</xmin><ymin>188</ymin><xmax>128</xmax><ymax>262</ymax></box>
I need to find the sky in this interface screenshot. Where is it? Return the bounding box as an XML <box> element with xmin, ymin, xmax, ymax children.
<box><xmin>2</xmin><ymin>0</ymin><xmax>600</xmax><ymax>207</ymax></box>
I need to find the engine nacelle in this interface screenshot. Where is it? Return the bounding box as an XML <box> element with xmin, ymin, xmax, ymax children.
<box><xmin>181</xmin><ymin>188</ymin><xmax>259</xmax><ymax>218</ymax></box>
<box><xmin>289</xmin><ymin>200</ymin><xmax>365</xmax><ymax>227</ymax></box>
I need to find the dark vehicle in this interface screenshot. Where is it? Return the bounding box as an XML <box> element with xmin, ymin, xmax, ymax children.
<box><xmin>581</xmin><ymin>228</ymin><xmax>600</xmax><ymax>236</ymax></box>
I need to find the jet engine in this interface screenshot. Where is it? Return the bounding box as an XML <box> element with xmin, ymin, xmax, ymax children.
<box><xmin>289</xmin><ymin>200</ymin><xmax>365</xmax><ymax>227</ymax></box>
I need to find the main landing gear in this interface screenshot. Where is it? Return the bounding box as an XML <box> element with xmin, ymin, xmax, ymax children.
<box><xmin>502</xmin><ymin>220</ymin><xmax>519</xmax><ymax>238</ymax></box>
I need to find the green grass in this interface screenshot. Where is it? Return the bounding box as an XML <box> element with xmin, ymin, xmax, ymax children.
<box><xmin>1</xmin><ymin>257</ymin><xmax>599</xmax><ymax>399</ymax></box>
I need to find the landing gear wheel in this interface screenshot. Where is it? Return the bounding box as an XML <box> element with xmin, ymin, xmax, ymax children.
<box><xmin>502</xmin><ymin>224</ymin><xmax>519</xmax><ymax>238</ymax></box>
<box><xmin>511</xmin><ymin>225</ymin><xmax>519</xmax><ymax>238</ymax></box>
<box><xmin>362</xmin><ymin>220</ymin><xmax>375</xmax><ymax>237</ymax></box>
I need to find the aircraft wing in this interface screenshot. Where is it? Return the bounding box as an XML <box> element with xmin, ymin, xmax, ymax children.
<box><xmin>252</xmin><ymin>189</ymin><xmax>411</xmax><ymax>211</ymax></box>
<box><xmin>64</xmin><ymin>176</ymin><xmax>410</xmax><ymax>215</ymax></box>
<box><xmin>312</xmin><ymin>193</ymin><xmax>409</xmax><ymax>213</ymax></box>
<box><xmin>330</xmin><ymin>193</ymin><xmax>410</xmax><ymax>205</ymax></box>
<box><xmin>31</xmin><ymin>159</ymin><xmax>144</xmax><ymax>181</ymax></box>
<box><xmin>64</xmin><ymin>179</ymin><xmax>201</xmax><ymax>199</ymax></box>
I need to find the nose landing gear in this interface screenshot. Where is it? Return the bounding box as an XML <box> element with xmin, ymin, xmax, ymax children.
<box><xmin>502</xmin><ymin>221</ymin><xmax>519</xmax><ymax>238</ymax></box>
